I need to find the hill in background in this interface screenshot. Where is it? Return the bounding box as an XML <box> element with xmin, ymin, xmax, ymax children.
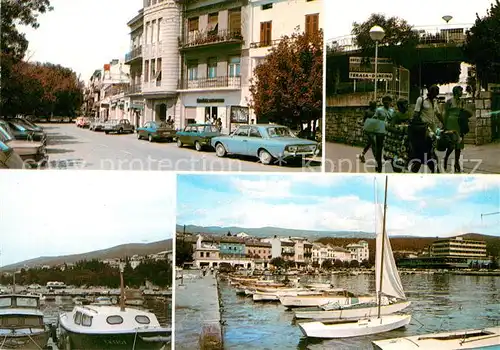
<box><xmin>1</xmin><ymin>239</ymin><xmax>173</xmax><ymax>272</ymax></box>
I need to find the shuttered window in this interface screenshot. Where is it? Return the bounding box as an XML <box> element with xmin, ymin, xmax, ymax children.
<box><xmin>260</xmin><ymin>21</ymin><xmax>272</xmax><ymax>46</ymax></box>
<box><xmin>305</xmin><ymin>14</ymin><xmax>319</xmax><ymax>36</ymax></box>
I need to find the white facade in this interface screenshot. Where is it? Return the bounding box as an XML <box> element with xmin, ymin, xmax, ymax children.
<box><xmin>244</xmin><ymin>0</ymin><xmax>323</xmax><ymax>119</ymax></box>
<box><xmin>347</xmin><ymin>240</ymin><xmax>370</xmax><ymax>262</ymax></box>
<box><xmin>262</xmin><ymin>237</ymin><xmax>283</xmax><ymax>258</ymax></box>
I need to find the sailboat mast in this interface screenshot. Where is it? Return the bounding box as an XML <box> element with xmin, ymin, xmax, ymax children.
<box><xmin>377</xmin><ymin>176</ymin><xmax>389</xmax><ymax>319</ymax></box>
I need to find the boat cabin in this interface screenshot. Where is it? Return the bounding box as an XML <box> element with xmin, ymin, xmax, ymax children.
<box><xmin>0</xmin><ymin>294</ymin><xmax>44</xmax><ymax>328</ymax></box>
<box><xmin>67</xmin><ymin>305</ymin><xmax>162</xmax><ymax>332</ymax></box>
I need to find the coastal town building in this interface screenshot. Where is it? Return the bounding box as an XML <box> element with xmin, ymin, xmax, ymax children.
<box><xmin>429</xmin><ymin>237</ymin><xmax>487</xmax><ymax>260</ymax></box>
<box><xmin>347</xmin><ymin>240</ymin><xmax>369</xmax><ymax>262</ymax></box>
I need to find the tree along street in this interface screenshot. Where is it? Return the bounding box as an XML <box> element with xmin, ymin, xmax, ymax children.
<box><xmin>42</xmin><ymin>124</ymin><xmax>322</xmax><ymax>171</ymax></box>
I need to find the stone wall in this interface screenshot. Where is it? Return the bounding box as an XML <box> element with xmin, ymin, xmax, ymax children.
<box><xmin>473</xmin><ymin>91</ymin><xmax>494</xmax><ymax>145</ymax></box>
<box><xmin>325</xmin><ymin>97</ymin><xmax>491</xmax><ymax>146</ymax></box>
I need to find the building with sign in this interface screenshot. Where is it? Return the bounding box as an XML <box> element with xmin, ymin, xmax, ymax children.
<box><xmin>176</xmin><ymin>0</ymin><xmax>247</xmax><ymax>133</ymax></box>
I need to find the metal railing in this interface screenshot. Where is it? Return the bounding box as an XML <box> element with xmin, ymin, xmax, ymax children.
<box><xmin>178</xmin><ymin>76</ymin><xmax>241</xmax><ymax>89</ymax></box>
<box><xmin>327</xmin><ymin>24</ymin><xmax>473</xmax><ymax>52</ymax></box>
<box><xmin>125</xmin><ymin>84</ymin><xmax>142</xmax><ymax>94</ymax></box>
<box><xmin>250</xmin><ymin>39</ymin><xmax>282</xmax><ymax>49</ymax></box>
<box><xmin>125</xmin><ymin>46</ymin><xmax>143</xmax><ymax>62</ymax></box>
<box><xmin>180</xmin><ymin>28</ymin><xmax>243</xmax><ymax>48</ymax></box>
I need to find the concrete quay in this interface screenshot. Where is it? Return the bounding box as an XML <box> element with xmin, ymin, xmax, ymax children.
<box><xmin>175</xmin><ymin>270</ymin><xmax>223</xmax><ymax>350</ymax></box>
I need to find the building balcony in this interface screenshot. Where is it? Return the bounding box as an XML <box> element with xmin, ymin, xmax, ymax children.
<box><xmin>125</xmin><ymin>84</ymin><xmax>142</xmax><ymax>95</ymax></box>
<box><xmin>178</xmin><ymin>76</ymin><xmax>241</xmax><ymax>90</ymax></box>
<box><xmin>249</xmin><ymin>39</ymin><xmax>282</xmax><ymax>49</ymax></box>
<box><xmin>125</xmin><ymin>46</ymin><xmax>142</xmax><ymax>64</ymax></box>
<box><xmin>179</xmin><ymin>29</ymin><xmax>243</xmax><ymax>50</ymax></box>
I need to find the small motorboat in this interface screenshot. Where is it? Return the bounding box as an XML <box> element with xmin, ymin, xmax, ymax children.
<box><xmin>0</xmin><ymin>294</ymin><xmax>50</xmax><ymax>349</ymax></box>
<box><xmin>372</xmin><ymin>326</ymin><xmax>500</xmax><ymax>349</ymax></box>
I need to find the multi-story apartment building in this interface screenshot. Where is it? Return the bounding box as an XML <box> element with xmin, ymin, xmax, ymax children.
<box><xmin>125</xmin><ymin>0</ymin><xmax>181</xmax><ymax>127</ymax></box>
<box><xmin>245</xmin><ymin>240</ymin><xmax>272</xmax><ymax>260</ymax></box>
<box><xmin>347</xmin><ymin>240</ymin><xmax>369</xmax><ymax>262</ymax></box>
<box><xmin>430</xmin><ymin>237</ymin><xmax>487</xmax><ymax>260</ymax></box>
<box><xmin>125</xmin><ymin>9</ymin><xmax>146</xmax><ymax>127</ymax></box>
<box><xmin>244</xmin><ymin>0</ymin><xmax>322</xmax><ymax>121</ymax></box>
<box><xmin>219</xmin><ymin>237</ymin><xmax>246</xmax><ymax>257</ymax></box>
<box><xmin>177</xmin><ymin>0</ymin><xmax>247</xmax><ymax>133</ymax></box>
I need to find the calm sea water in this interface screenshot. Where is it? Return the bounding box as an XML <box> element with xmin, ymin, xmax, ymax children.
<box><xmin>221</xmin><ymin>273</ymin><xmax>500</xmax><ymax>350</ymax></box>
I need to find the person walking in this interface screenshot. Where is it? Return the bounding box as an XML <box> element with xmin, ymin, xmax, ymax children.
<box><xmin>359</xmin><ymin>101</ymin><xmax>377</xmax><ymax>163</ymax></box>
<box><xmin>443</xmin><ymin>86</ymin><xmax>469</xmax><ymax>173</ymax></box>
<box><xmin>408</xmin><ymin>85</ymin><xmax>443</xmax><ymax>173</ymax></box>
<box><xmin>364</xmin><ymin>96</ymin><xmax>394</xmax><ymax>172</ymax></box>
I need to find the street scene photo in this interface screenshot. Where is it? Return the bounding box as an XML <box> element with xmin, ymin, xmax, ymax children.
<box><xmin>174</xmin><ymin>174</ymin><xmax>500</xmax><ymax>349</ymax></box>
<box><xmin>0</xmin><ymin>0</ymin><xmax>323</xmax><ymax>171</ymax></box>
<box><xmin>324</xmin><ymin>0</ymin><xmax>500</xmax><ymax>174</ymax></box>
<box><xmin>0</xmin><ymin>171</ymin><xmax>174</xmax><ymax>350</ymax></box>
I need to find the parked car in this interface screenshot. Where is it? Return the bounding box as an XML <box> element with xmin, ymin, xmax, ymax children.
<box><xmin>89</xmin><ymin>119</ymin><xmax>106</xmax><ymax>131</ymax></box>
<box><xmin>176</xmin><ymin>123</ymin><xmax>222</xmax><ymax>151</ymax></box>
<box><xmin>136</xmin><ymin>121</ymin><xmax>176</xmax><ymax>142</ymax></box>
<box><xmin>103</xmin><ymin>119</ymin><xmax>135</xmax><ymax>134</ymax></box>
<box><xmin>0</xmin><ymin>118</ymin><xmax>47</xmax><ymax>146</ymax></box>
<box><xmin>13</xmin><ymin>118</ymin><xmax>44</xmax><ymax>132</ymax></box>
<box><xmin>0</xmin><ymin>139</ymin><xmax>24</xmax><ymax>169</ymax></box>
<box><xmin>0</xmin><ymin>121</ymin><xmax>48</xmax><ymax>167</ymax></box>
<box><xmin>210</xmin><ymin>124</ymin><xmax>319</xmax><ymax>165</ymax></box>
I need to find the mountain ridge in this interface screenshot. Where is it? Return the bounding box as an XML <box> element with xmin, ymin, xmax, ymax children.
<box><xmin>0</xmin><ymin>239</ymin><xmax>173</xmax><ymax>272</ymax></box>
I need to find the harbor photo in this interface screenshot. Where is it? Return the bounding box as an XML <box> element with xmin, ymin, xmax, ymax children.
<box><xmin>0</xmin><ymin>171</ymin><xmax>174</xmax><ymax>350</ymax></box>
<box><xmin>174</xmin><ymin>174</ymin><xmax>500</xmax><ymax>349</ymax></box>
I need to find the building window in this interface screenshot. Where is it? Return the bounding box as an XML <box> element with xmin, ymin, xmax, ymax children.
<box><xmin>260</xmin><ymin>21</ymin><xmax>272</xmax><ymax>46</ymax></box>
<box><xmin>207</xmin><ymin>57</ymin><xmax>217</xmax><ymax>79</ymax></box>
<box><xmin>144</xmin><ymin>60</ymin><xmax>149</xmax><ymax>82</ymax></box>
<box><xmin>305</xmin><ymin>14</ymin><xmax>319</xmax><ymax>36</ymax></box>
<box><xmin>155</xmin><ymin>58</ymin><xmax>162</xmax><ymax>86</ymax></box>
<box><xmin>228</xmin><ymin>8</ymin><xmax>241</xmax><ymax>32</ymax></box>
<box><xmin>188</xmin><ymin>17</ymin><xmax>199</xmax><ymax>32</ymax></box>
<box><xmin>145</xmin><ymin>22</ymin><xmax>149</xmax><ymax>44</ymax></box>
<box><xmin>157</xmin><ymin>18</ymin><xmax>162</xmax><ymax>42</ymax></box>
<box><xmin>187</xmin><ymin>60</ymin><xmax>198</xmax><ymax>80</ymax></box>
<box><xmin>262</xmin><ymin>3</ymin><xmax>272</xmax><ymax>10</ymax></box>
<box><xmin>228</xmin><ymin>56</ymin><xmax>240</xmax><ymax>77</ymax></box>
<box><xmin>200</xmin><ymin>252</ymin><xmax>204</xmax><ymax>257</ymax></box>
<box><xmin>151</xmin><ymin>59</ymin><xmax>156</xmax><ymax>81</ymax></box>
<box><xmin>208</xmin><ymin>13</ymin><xmax>218</xmax><ymax>32</ymax></box>
<box><xmin>151</xmin><ymin>20</ymin><xmax>156</xmax><ymax>43</ymax></box>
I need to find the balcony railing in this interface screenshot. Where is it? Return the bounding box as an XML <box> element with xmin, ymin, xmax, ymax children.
<box><xmin>250</xmin><ymin>39</ymin><xmax>282</xmax><ymax>49</ymax></box>
<box><xmin>178</xmin><ymin>76</ymin><xmax>241</xmax><ymax>90</ymax></box>
<box><xmin>125</xmin><ymin>84</ymin><xmax>142</xmax><ymax>94</ymax></box>
<box><xmin>180</xmin><ymin>29</ymin><xmax>243</xmax><ymax>49</ymax></box>
<box><xmin>125</xmin><ymin>46</ymin><xmax>143</xmax><ymax>63</ymax></box>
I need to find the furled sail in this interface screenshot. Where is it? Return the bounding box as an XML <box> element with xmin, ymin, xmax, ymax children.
<box><xmin>375</xmin><ymin>203</ymin><xmax>406</xmax><ymax>300</ymax></box>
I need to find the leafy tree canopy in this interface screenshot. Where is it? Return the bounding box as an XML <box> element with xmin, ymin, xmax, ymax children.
<box><xmin>249</xmin><ymin>30</ymin><xmax>323</xmax><ymax>132</ymax></box>
<box><xmin>464</xmin><ymin>0</ymin><xmax>500</xmax><ymax>86</ymax></box>
<box><xmin>1</xmin><ymin>0</ymin><xmax>53</xmax><ymax>59</ymax></box>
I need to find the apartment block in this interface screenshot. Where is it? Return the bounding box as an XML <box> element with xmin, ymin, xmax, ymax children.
<box><xmin>346</xmin><ymin>240</ymin><xmax>369</xmax><ymax>262</ymax></box>
<box><xmin>430</xmin><ymin>237</ymin><xmax>487</xmax><ymax>260</ymax></box>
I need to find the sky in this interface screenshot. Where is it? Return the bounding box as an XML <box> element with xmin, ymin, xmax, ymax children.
<box><xmin>0</xmin><ymin>171</ymin><xmax>175</xmax><ymax>267</ymax></box>
<box><xmin>325</xmin><ymin>0</ymin><xmax>496</xmax><ymax>40</ymax></box>
<box><xmin>21</xmin><ymin>0</ymin><xmax>142</xmax><ymax>81</ymax></box>
<box><xmin>177</xmin><ymin>174</ymin><xmax>500</xmax><ymax>238</ymax></box>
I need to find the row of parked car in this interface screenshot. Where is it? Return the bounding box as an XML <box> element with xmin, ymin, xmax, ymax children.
<box><xmin>0</xmin><ymin>117</ymin><xmax>49</xmax><ymax>169</ymax></box>
<box><xmin>76</xmin><ymin>117</ymin><xmax>320</xmax><ymax>165</ymax></box>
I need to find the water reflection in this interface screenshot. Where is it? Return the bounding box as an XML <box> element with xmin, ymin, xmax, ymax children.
<box><xmin>221</xmin><ymin>274</ymin><xmax>500</xmax><ymax>350</ymax></box>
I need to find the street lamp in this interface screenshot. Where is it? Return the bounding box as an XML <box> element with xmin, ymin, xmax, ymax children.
<box><xmin>442</xmin><ymin>15</ymin><xmax>453</xmax><ymax>43</ymax></box>
<box><xmin>370</xmin><ymin>26</ymin><xmax>386</xmax><ymax>103</ymax></box>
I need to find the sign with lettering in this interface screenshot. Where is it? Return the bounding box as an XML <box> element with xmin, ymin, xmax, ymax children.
<box><xmin>197</xmin><ymin>98</ymin><xmax>224</xmax><ymax>103</ymax></box>
<box><xmin>348</xmin><ymin>72</ymin><xmax>393</xmax><ymax>80</ymax></box>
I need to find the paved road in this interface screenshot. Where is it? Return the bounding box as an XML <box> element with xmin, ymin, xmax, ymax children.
<box><xmin>40</xmin><ymin>124</ymin><xmax>321</xmax><ymax>172</ymax></box>
<box><xmin>325</xmin><ymin>142</ymin><xmax>499</xmax><ymax>174</ymax></box>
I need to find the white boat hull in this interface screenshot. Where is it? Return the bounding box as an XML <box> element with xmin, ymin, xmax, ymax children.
<box><xmin>294</xmin><ymin>301</ymin><xmax>411</xmax><ymax>320</ymax></box>
<box><xmin>298</xmin><ymin>314</ymin><xmax>412</xmax><ymax>339</ymax></box>
<box><xmin>372</xmin><ymin>326</ymin><xmax>500</xmax><ymax>350</ymax></box>
<box><xmin>280</xmin><ymin>295</ymin><xmax>375</xmax><ymax>308</ymax></box>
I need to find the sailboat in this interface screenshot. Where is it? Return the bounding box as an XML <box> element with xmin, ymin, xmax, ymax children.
<box><xmin>298</xmin><ymin>177</ymin><xmax>412</xmax><ymax>339</ymax></box>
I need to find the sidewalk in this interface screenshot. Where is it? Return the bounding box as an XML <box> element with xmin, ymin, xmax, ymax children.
<box><xmin>175</xmin><ymin>272</ymin><xmax>222</xmax><ymax>350</ymax></box>
<box><xmin>324</xmin><ymin>142</ymin><xmax>500</xmax><ymax>174</ymax></box>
